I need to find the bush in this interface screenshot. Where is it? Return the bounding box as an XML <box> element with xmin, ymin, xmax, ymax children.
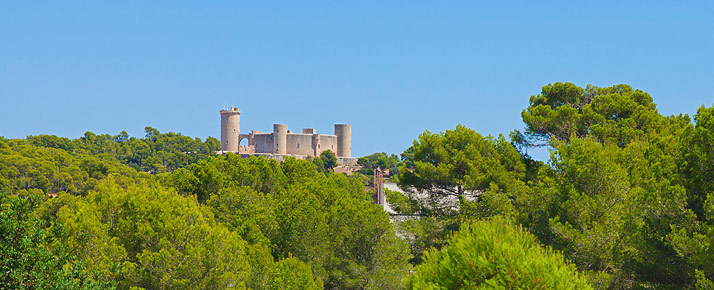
<box><xmin>407</xmin><ymin>216</ymin><xmax>591</xmax><ymax>289</ymax></box>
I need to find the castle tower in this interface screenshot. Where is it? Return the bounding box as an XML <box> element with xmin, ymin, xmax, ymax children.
<box><xmin>335</xmin><ymin>124</ymin><xmax>351</xmax><ymax>157</ymax></box>
<box><xmin>220</xmin><ymin>107</ymin><xmax>241</xmax><ymax>151</ymax></box>
<box><xmin>273</xmin><ymin>124</ymin><xmax>288</xmax><ymax>154</ymax></box>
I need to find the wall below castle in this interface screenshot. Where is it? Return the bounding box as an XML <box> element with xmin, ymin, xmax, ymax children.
<box><xmin>286</xmin><ymin>134</ymin><xmax>314</xmax><ymax>156</ymax></box>
<box><xmin>239</xmin><ymin>145</ymin><xmax>255</xmax><ymax>154</ymax></box>
<box><xmin>337</xmin><ymin>157</ymin><xmax>358</xmax><ymax>166</ymax></box>
<box><xmin>253</xmin><ymin>133</ymin><xmax>274</xmax><ymax>153</ymax></box>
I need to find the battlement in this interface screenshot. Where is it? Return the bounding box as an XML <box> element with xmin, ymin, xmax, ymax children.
<box><xmin>220</xmin><ymin>106</ymin><xmax>241</xmax><ymax>114</ymax></box>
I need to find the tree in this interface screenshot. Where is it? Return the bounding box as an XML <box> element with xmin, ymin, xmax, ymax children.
<box><xmin>56</xmin><ymin>175</ymin><xmax>260</xmax><ymax>289</ymax></box>
<box><xmin>407</xmin><ymin>217</ymin><xmax>592</xmax><ymax>289</ymax></box>
<box><xmin>320</xmin><ymin>150</ymin><xmax>338</xmax><ymax>170</ymax></box>
<box><xmin>162</xmin><ymin>155</ymin><xmax>412</xmax><ymax>289</ymax></box>
<box><xmin>274</xmin><ymin>159</ymin><xmax>412</xmax><ymax>289</ymax></box>
<box><xmin>0</xmin><ymin>193</ymin><xmax>112</xmax><ymax>289</ymax></box>
<box><xmin>681</xmin><ymin>105</ymin><xmax>714</xmax><ymax>220</ymax></box>
<box><xmin>541</xmin><ymin>137</ymin><xmax>636</xmax><ymax>287</ymax></box>
<box><xmin>207</xmin><ymin>186</ymin><xmax>278</xmax><ymax>245</ymax></box>
<box><xmin>163</xmin><ymin>154</ymin><xmax>287</xmax><ymax>203</ymax></box>
<box><xmin>268</xmin><ymin>257</ymin><xmax>323</xmax><ymax>290</ymax></box>
<box><xmin>397</xmin><ymin>125</ymin><xmax>525</xmax><ymax>217</ymax></box>
<box><xmin>520</xmin><ymin>82</ymin><xmax>588</xmax><ymax>144</ymax></box>
<box><xmin>28</xmin><ymin>128</ymin><xmax>220</xmax><ymax>174</ymax></box>
<box><xmin>307</xmin><ymin>150</ymin><xmax>338</xmax><ymax>175</ymax></box>
<box><xmin>516</xmin><ymin>134</ymin><xmax>696</xmax><ymax>288</ymax></box>
<box><xmin>520</xmin><ymin>83</ymin><xmax>665</xmax><ymax>148</ymax></box>
<box><xmin>357</xmin><ymin>152</ymin><xmax>401</xmax><ymax>176</ymax></box>
<box><xmin>0</xmin><ymin>138</ymin><xmax>141</xmax><ymax>197</ymax></box>
<box><xmin>669</xmin><ymin>105</ymin><xmax>714</xmax><ymax>285</ymax></box>
<box><xmin>5</xmin><ymin>129</ymin><xmax>412</xmax><ymax>289</ymax></box>
<box><xmin>513</xmin><ymin>83</ymin><xmax>708</xmax><ymax>288</ymax></box>
<box><xmin>394</xmin><ymin>125</ymin><xmax>526</xmax><ymax>263</ymax></box>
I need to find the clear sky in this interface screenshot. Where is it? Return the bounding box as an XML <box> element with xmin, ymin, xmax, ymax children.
<box><xmin>2</xmin><ymin>1</ymin><xmax>713</xmax><ymax>159</ymax></box>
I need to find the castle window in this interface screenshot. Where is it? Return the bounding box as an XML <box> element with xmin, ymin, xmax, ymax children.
<box><xmin>297</xmin><ymin>143</ymin><xmax>300</xmax><ymax>149</ymax></box>
<box><xmin>318</xmin><ymin>144</ymin><xmax>321</xmax><ymax>149</ymax></box>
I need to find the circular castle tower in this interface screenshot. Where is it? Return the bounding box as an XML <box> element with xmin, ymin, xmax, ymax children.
<box><xmin>273</xmin><ymin>124</ymin><xmax>288</xmax><ymax>154</ymax></box>
<box><xmin>335</xmin><ymin>124</ymin><xmax>351</xmax><ymax>157</ymax></box>
<box><xmin>220</xmin><ymin>107</ymin><xmax>241</xmax><ymax>151</ymax></box>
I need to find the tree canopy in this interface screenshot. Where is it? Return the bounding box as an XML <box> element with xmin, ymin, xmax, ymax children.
<box><xmin>0</xmin><ymin>134</ymin><xmax>410</xmax><ymax>289</ymax></box>
<box><xmin>389</xmin><ymin>83</ymin><xmax>714</xmax><ymax>288</ymax></box>
<box><xmin>518</xmin><ymin>82</ymin><xmax>666</xmax><ymax>148</ymax></box>
<box><xmin>3</xmin><ymin>82</ymin><xmax>714</xmax><ymax>289</ymax></box>
<box><xmin>27</xmin><ymin>127</ymin><xmax>220</xmax><ymax>174</ymax></box>
<box><xmin>407</xmin><ymin>217</ymin><xmax>592</xmax><ymax>289</ymax></box>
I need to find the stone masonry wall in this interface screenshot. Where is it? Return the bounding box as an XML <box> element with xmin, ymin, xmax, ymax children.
<box><xmin>253</xmin><ymin>133</ymin><xmax>274</xmax><ymax>154</ymax></box>
<box><xmin>315</xmin><ymin>134</ymin><xmax>337</xmax><ymax>156</ymax></box>
<box><xmin>286</xmin><ymin>134</ymin><xmax>314</xmax><ymax>155</ymax></box>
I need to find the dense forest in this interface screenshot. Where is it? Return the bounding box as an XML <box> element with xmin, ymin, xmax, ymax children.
<box><xmin>3</xmin><ymin>82</ymin><xmax>714</xmax><ymax>289</ymax></box>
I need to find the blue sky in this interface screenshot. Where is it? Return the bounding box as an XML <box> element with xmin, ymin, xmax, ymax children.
<box><xmin>1</xmin><ymin>1</ymin><xmax>713</xmax><ymax>159</ymax></box>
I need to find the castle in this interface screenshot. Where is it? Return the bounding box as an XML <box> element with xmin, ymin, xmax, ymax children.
<box><xmin>219</xmin><ymin>106</ymin><xmax>358</xmax><ymax>165</ymax></box>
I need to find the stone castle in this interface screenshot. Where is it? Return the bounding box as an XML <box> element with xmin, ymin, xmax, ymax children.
<box><xmin>219</xmin><ymin>106</ymin><xmax>357</xmax><ymax>165</ymax></box>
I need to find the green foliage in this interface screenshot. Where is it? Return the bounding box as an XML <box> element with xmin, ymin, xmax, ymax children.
<box><xmin>269</xmin><ymin>257</ymin><xmax>323</xmax><ymax>290</ymax></box>
<box><xmin>661</xmin><ymin>106</ymin><xmax>714</xmax><ymax>287</ymax></box>
<box><xmin>308</xmin><ymin>150</ymin><xmax>338</xmax><ymax>174</ymax></box>
<box><xmin>520</xmin><ymin>83</ymin><xmax>666</xmax><ymax>147</ymax></box>
<box><xmin>2</xmin><ymin>132</ymin><xmax>412</xmax><ymax>289</ymax></box>
<box><xmin>397</xmin><ymin>124</ymin><xmax>525</xmax><ymax>217</ymax></box>
<box><xmin>207</xmin><ymin>186</ymin><xmax>278</xmax><ymax>245</ymax></box>
<box><xmin>669</xmin><ymin>193</ymin><xmax>714</xmax><ymax>287</ymax></box>
<box><xmin>162</xmin><ymin>154</ymin><xmax>286</xmax><ymax>203</ymax></box>
<box><xmin>391</xmin><ymin>84</ymin><xmax>710</xmax><ymax>289</ymax></box>
<box><xmin>395</xmin><ymin>217</ymin><xmax>451</xmax><ymax>265</ymax></box>
<box><xmin>320</xmin><ymin>150</ymin><xmax>337</xmax><ymax>171</ymax></box>
<box><xmin>324</xmin><ymin>191</ymin><xmax>412</xmax><ymax>289</ymax></box>
<box><xmin>55</xmin><ymin>175</ymin><xmax>259</xmax><ymax>289</ymax></box>
<box><xmin>163</xmin><ymin>155</ymin><xmax>412</xmax><ymax>289</ymax></box>
<box><xmin>0</xmin><ymin>138</ymin><xmax>143</xmax><ymax>196</ymax></box>
<box><xmin>681</xmin><ymin>105</ymin><xmax>714</xmax><ymax>220</ymax></box>
<box><xmin>384</xmin><ymin>188</ymin><xmax>417</xmax><ymax>215</ymax></box>
<box><xmin>0</xmin><ymin>193</ymin><xmax>112</xmax><ymax>289</ymax></box>
<box><xmin>696</xmin><ymin>270</ymin><xmax>714</xmax><ymax>290</ymax></box>
<box><xmin>6</xmin><ymin>82</ymin><xmax>714</xmax><ymax>289</ymax></box>
<box><xmin>357</xmin><ymin>152</ymin><xmax>401</xmax><ymax>176</ymax></box>
<box><xmin>514</xmin><ymin>86</ymin><xmax>702</xmax><ymax>288</ymax></box>
<box><xmin>407</xmin><ymin>217</ymin><xmax>592</xmax><ymax>289</ymax></box>
<box><xmin>521</xmin><ymin>82</ymin><xmax>587</xmax><ymax>143</ymax></box>
<box><xmin>515</xmin><ymin>135</ymin><xmax>696</xmax><ymax>288</ymax></box>
<box><xmin>27</xmin><ymin>127</ymin><xmax>220</xmax><ymax>174</ymax></box>
<box><xmin>545</xmin><ymin>138</ymin><xmax>637</xmax><ymax>286</ymax></box>
<box><xmin>393</xmin><ymin>125</ymin><xmax>527</xmax><ymax>264</ymax></box>
<box><xmin>275</xmin><ymin>159</ymin><xmax>412</xmax><ymax>289</ymax></box>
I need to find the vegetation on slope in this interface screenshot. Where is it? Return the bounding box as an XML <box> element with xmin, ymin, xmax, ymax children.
<box><xmin>0</xmin><ymin>137</ymin><xmax>411</xmax><ymax>289</ymax></box>
<box><xmin>3</xmin><ymin>82</ymin><xmax>714</xmax><ymax>289</ymax></box>
<box><xmin>394</xmin><ymin>83</ymin><xmax>714</xmax><ymax>288</ymax></box>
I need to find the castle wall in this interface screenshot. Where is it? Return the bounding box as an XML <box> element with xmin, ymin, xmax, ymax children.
<box><xmin>286</xmin><ymin>134</ymin><xmax>315</xmax><ymax>155</ymax></box>
<box><xmin>253</xmin><ymin>133</ymin><xmax>274</xmax><ymax>153</ymax></box>
<box><xmin>315</xmin><ymin>134</ymin><xmax>337</xmax><ymax>156</ymax></box>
